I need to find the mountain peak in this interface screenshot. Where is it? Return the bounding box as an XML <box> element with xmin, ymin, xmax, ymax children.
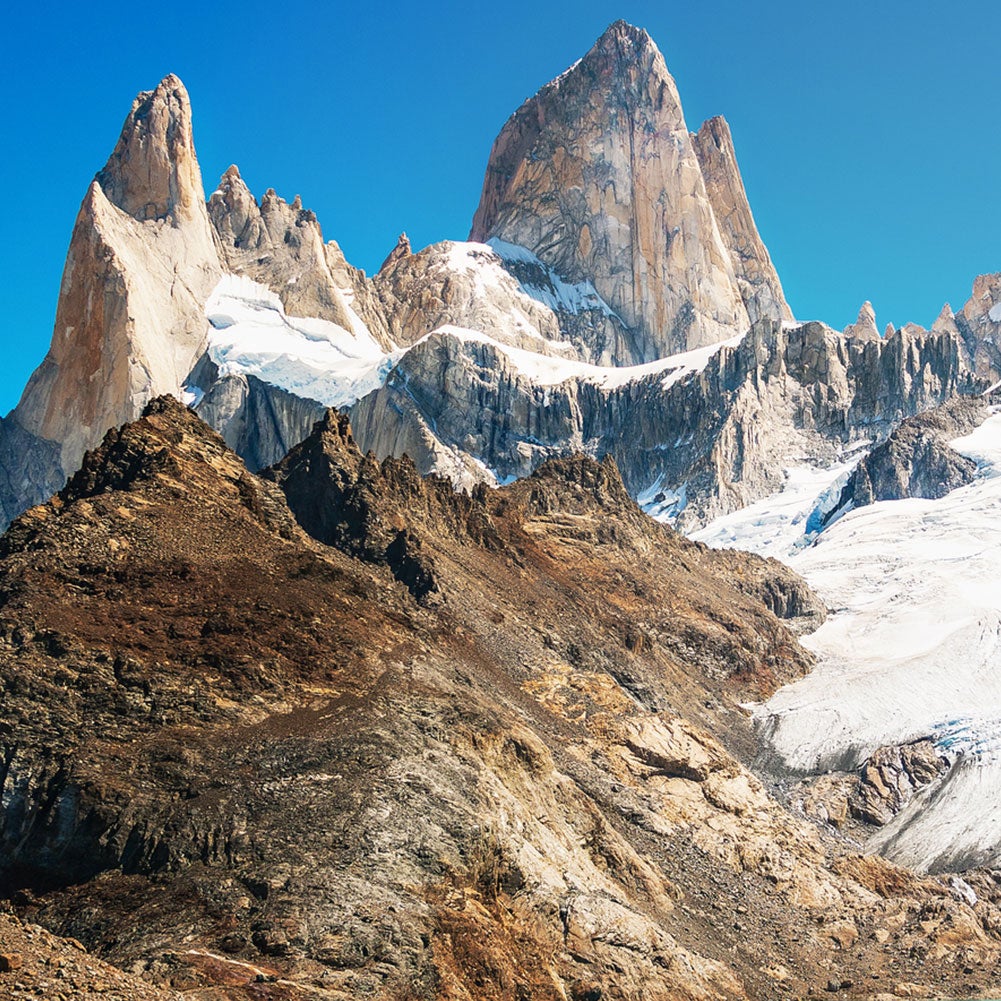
<box><xmin>843</xmin><ymin>301</ymin><xmax>880</xmax><ymax>341</ymax></box>
<box><xmin>95</xmin><ymin>73</ymin><xmax>206</xmax><ymax>223</ymax></box>
<box><xmin>379</xmin><ymin>231</ymin><xmax>412</xmax><ymax>273</ymax></box>
<box><xmin>470</xmin><ymin>22</ymin><xmax>790</xmax><ymax>361</ymax></box>
<box><xmin>595</xmin><ymin>18</ymin><xmax>657</xmax><ymax>52</ymax></box>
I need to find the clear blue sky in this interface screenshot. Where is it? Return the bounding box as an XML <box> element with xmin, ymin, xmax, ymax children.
<box><xmin>2</xmin><ymin>1</ymin><xmax>999</xmax><ymax>414</ymax></box>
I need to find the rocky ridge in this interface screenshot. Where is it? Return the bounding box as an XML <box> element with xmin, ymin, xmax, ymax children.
<box><xmin>822</xmin><ymin>396</ymin><xmax>988</xmax><ymax>526</ymax></box>
<box><xmin>3</xmin><ymin>398</ymin><xmax>1001</xmax><ymax>999</ymax></box>
<box><xmin>2</xmin><ymin>24</ymin><xmax>1001</xmax><ymax>538</ymax></box>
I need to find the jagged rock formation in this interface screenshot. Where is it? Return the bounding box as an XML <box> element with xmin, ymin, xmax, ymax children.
<box><xmin>208</xmin><ymin>164</ymin><xmax>379</xmax><ymax>340</ymax></box>
<box><xmin>347</xmin><ymin>315</ymin><xmax>983</xmax><ymax>527</ymax></box>
<box><xmin>843</xmin><ymin>301</ymin><xmax>880</xmax><ymax>342</ymax></box>
<box><xmin>11</xmin><ymin>75</ymin><xmax>220</xmax><ymax>481</ymax></box>
<box><xmin>470</xmin><ymin>20</ymin><xmax>788</xmax><ymax>361</ymax></box>
<box><xmin>691</xmin><ymin>116</ymin><xmax>792</xmax><ymax>325</ymax></box>
<box><xmin>3</xmin><ymin>399</ymin><xmax>1001</xmax><ymax>999</ymax></box>
<box><xmin>823</xmin><ymin>396</ymin><xmax>987</xmax><ymax>525</ymax></box>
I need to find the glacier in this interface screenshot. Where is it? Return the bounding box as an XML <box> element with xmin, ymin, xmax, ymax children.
<box><xmin>695</xmin><ymin>410</ymin><xmax>1001</xmax><ymax>872</ymax></box>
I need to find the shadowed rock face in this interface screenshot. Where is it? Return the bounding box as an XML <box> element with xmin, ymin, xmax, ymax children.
<box><xmin>823</xmin><ymin>396</ymin><xmax>988</xmax><ymax>526</ymax></box>
<box><xmin>469</xmin><ymin>21</ymin><xmax>787</xmax><ymax>361</ymax></box>
<box><xmin>6</xmin><ymin>400</ymin><xmax>1001</xmax><ymax>999</ymax></box>
<box><xmin>347</xmin><ymin>315</ymin><xmax>983</xmax><ymax>529</ymax></box>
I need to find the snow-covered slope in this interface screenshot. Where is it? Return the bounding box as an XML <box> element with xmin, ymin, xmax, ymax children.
<box><xmin>196</xmin><ymin>269</ymin><xmax>744</xmax><ymax>426</ymax></box>
<box><xmin>201</xmin><ymin>275</ymin><xmax>398</xmax><ymax>409</ymax></box>
<box><xmin>694</xmin><ymin>411</ymin><xmax>1001</xmax><ymax>872</ymax></box>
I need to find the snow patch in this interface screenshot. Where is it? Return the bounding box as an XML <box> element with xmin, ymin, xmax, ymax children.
<box><xmin>428</xmin><ymin>324</ymin><xmax>745</xmax><ymax>391</ymax></box>
<box><xmin>638</xmin><ymin>475</ymin><xmax>688</xmax><ymax>523</ymax></box>
<box><xmin>203</xmin><ymin>275</ymin><xmax>400</xmax><ymax>409</ymax></box>
<box><xmin>487</xmin><ymin>238</ymin><xmax>620</xmax><ymax>319</ymax></box>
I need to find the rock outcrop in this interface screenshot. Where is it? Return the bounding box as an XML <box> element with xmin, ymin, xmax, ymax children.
<box><xmin>851</xmin><ymin>741</ymin><xmax>949</xmax><ymax>827</ymax></box>
<box><xmin>823</xmin><ymin>396</ymin><xmax>987</xmax><ymax>525</ymax></box>
<box><xmin>372</xmin><ymin>240</ymin><xmax>593</xmax><ymax>355</ymax></box>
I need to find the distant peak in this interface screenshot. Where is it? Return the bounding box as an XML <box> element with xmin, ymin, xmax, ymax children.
<box><xmin>379</xmin><ymin>232</ymin><xmax>413</xmax><ymax>273</ymax></box>
<box><xmin>843</xmin><ymin>301</ymin><xmax>879</xmax><ymax>342</ymax></box>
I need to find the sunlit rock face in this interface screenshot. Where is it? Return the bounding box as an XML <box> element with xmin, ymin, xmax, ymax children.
<box><xmin>9</xmin><ymin>74</ymin><xmax>221</xmax><ymax>490</ymax></box>
<box><xmin>470</xmin><ymin>20</ymin><xmax>788</xmax><ymax>362</ymax></box>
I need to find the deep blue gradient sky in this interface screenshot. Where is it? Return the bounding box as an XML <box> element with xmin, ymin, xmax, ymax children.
<box><xmin>2</xmin><ymin>1</ymin><xmax>999</xmax><ymax>414</ymax></box>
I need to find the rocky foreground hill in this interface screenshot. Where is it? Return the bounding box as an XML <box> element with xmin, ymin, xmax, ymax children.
<box><xmin>2</xmin><ymin>397</ymin><xmax>1001</xmax><ymax>1000</ymax></box>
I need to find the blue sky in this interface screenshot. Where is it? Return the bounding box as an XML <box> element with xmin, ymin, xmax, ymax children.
<box><xmin>2</xmin><ymin>0</ymin><xmax>999</xmax><ymax>414</ymax></box>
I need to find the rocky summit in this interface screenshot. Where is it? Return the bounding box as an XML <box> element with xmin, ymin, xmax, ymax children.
<box><xmin>3</xmin><ymin>15</ymin><xmax>1001</xmax><ymax>1001</ymax></box>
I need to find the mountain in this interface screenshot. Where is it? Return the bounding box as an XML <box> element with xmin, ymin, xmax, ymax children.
<box><xmin>4</xmin><ymin>397</ymin><xmax>1001</xmax><ymax>999</ymax></box>
<box><xmin>469</xmin><ymin>20</ymin><xmax>789</xmax><ymax>361</ymax></box>
<box><xmin>4</xmin><ymin>16</ymin><xmax>1001</xmax><ymax>997</ymax></box>
<box><xmin>3</xmin><ymin>24</ymin><xmax>999</xmax><ymax>542</ymax></box>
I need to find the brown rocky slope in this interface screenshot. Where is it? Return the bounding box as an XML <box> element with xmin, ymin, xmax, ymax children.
<box><xmin>2</xmin><ymin>399</ymin><xmax>1001</xmax><ymax>999</ymax></box>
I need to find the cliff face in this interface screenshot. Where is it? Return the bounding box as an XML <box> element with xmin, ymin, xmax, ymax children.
<box><xmin>3</xmin><ymin>399</ymin><xmax>1001</xmax><ymax>999</ymax></box>
<box><xmin>469</xmin><ymin>21</ymin><xmax>787</xmax><ymax>361</ymax></box>
<box><xmin>692</xmin><ymin>116</ymin><xmax>792</xmax><ymax>325</ymax></box>
<box><xmin>347</xmin><ymin>316</ymin><xmax>981</xmax><ymax>526</ymax></box>
<box><xmin>13</xmin><ymin>76</ymin><xmax>220</xmax><ymax>480</ymax></box>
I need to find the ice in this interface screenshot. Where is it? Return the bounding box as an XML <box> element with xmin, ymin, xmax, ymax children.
<box><xmin>988</xmin><ymin>302</ymin><xmax>1001</xmax><ymax>323</ymax></box>
<box><xmin>691</xmin><ymin>452</ymin><xmax>865</xmax><ymax>556</ymax></box>
<box><xmin>638</xmin><ymin>476</ymin><xmax>688</xmax><ymax>522</ymax></box>
<box><xmin>697</xmin><ymin>411</ymin><xmax>1001</xmax><ymax>871</ymax></box>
